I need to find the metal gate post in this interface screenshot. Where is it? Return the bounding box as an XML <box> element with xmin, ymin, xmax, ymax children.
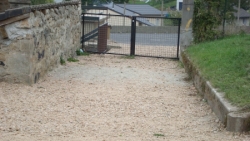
<box><xmin>130</xmin><ymin>16</ymin><xmax>136</xmax><ymax>56</ymax></box>
<box><xmin>177</xmin><ymin>18</ymin><xmax>181</xmax><ymax>59</ymax></box>
<box><xmin>82</xmin><ymin>13</ymin><xmax>85</xmax><ymax>50</ymax></box>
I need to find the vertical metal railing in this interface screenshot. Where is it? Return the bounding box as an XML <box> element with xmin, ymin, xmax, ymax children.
<box><xmin>81</xmin><ymin>13</ymin><xmax>181</xmax><ymax>59</ymax></box>
<box><xmin>81</xmin><ymin>13</ymin><xmax>85</xmax><ymax>50</ymax></box>
<box><xmin>177</xmin><ymin>18</ymin><xmax>181</xmax><ymax>59</ymax></box>
<box><xmin>130</xmin><ymin>16</ymin><xmax>136</xmax><ymax>56</ymax></box>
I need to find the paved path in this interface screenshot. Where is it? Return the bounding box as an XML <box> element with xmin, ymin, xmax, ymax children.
<box><xmin>110</xmin><ymin>33</ymin><xmax>178</xmax><ymax>46</ymax></box>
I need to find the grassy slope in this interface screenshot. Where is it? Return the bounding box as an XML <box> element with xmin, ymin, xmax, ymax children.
<box><xmin>186</xmin><ymin>34</ymin><xmax>250</xmax><ymax>107</ymax></box>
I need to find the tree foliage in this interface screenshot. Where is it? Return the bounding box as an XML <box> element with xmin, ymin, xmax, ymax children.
<box><xmin>31</xmin><ymin>0</ymin><xmax>54</xmax><ymax>5</ymax></box>
<box><xmin>229</xmin><ymin>0</ymin><xmax>250</xmax><ymax>10</ymax></box>
<box><xmin>192</xmin><ymin>0</ymin><xmax>239</xmax><ymax>43</ymax></box>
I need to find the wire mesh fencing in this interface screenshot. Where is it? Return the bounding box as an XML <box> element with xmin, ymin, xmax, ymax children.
<box><xmin>82</xmin><ymin>13</ymin><xmax>181</xmax><ymax>59</ymax></box>
<box><xmin>83</xmin><ymin>13</ymin><xmax>132</xmax><ymax>55</ymax></box>
<box><xmin>134</xmin><ymin>17</ymin><xmax>180</xmax><ymax>58</ymax></box>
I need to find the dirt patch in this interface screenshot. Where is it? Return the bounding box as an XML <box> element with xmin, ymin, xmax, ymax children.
<box><xmin>0</xmin><ymin>54</ymin><xmax>249</xmax><ymax>140</ymax></box>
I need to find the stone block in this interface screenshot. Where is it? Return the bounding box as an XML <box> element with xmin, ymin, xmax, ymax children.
<box><xmin>181</xmin><ymin>51</ymin><xmax>250</xmax><ymax>132</ymax></box>
<box><xmin>0</xmin><ymin>53</ymin><xmax>6</xmax><ymax>62</ymax></box>
<box><xmin>0</xmin><ymin>27</ymin><xmax>8</xmax><ymax>39</ymax></box>
<box><xmin>0</xmin><ymin>3</ymin><xmax>81</xmax><ymax>84</ymax></box>
<box><xmin>227</xmin><ymin>112</ymin><xmax>250</xmax><ymax>132</ymax></box>
<box><xmin>16</xmin><ymin>18</ymin><xmax>32</xmax><ymax>29</ymax></box>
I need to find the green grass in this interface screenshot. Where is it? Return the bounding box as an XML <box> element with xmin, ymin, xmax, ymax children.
<box><xmin>120</xmin><ymin>55</ymin><xmax>135</xmax><ymax>59</ymax></box>
<box><xmin>76</xmin><ymin>49</ymin><xmax>90</xmax><ymax>56</ymax></box>
<box><xmin>186</xmin><ymin>34</ymin><xmax>250</xmax><ymax>107</ymax></box>
<box><xmin>67</xmin><ymin>57</ymin><xmax>79</xmax><ymax>62</ymax></box>
<box><xmin>128</xmin><ymin>0</ymin><xmax>176</xmax><ymax>10</ymax></box>
<box><xmin>153</xmin><ymin>133</ymin><xmax>165</xmax><ymax>137</ymax></box>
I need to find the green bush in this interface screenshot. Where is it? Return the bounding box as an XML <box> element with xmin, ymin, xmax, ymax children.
<box><xmin>76</xmin><ymin>49</ymin><xmax>90</xmax><ymax>56</ymax></box>
<box><xmin>193</xmin><ymin>0</ymin><xmax>235</xmax><ymax>43</ymax></box>
<box><xmin>67</xmin><ymin>57</ymin><xmax>79</xmax><ymax>62</ymax></box>
<box><xmin>60</xmin><ymin>57</ymin><xmax>66</xmax><ymax>65</ymax></box>
<box><xmin>31</xmin><ymin>0</ymin><xmax>54</xmax><ymax>5</ymax></box>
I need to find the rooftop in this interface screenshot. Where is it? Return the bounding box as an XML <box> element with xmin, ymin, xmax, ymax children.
<box><xmin>233</xmin><ymin>7</ymin><xmax>250</xmax><ymax>18</ymax></box>
<box><xmin>102</xmin><ymin>3</ymin><xmax>155</xmax><ymax>26</ymax></box>
<box><xmin>116</xmin><ymin>4</ymin><xmax>162</xmax><ymax>16</ymax></box>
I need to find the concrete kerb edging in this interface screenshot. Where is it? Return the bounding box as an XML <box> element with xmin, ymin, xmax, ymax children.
<box><xmin>181</xmin><ymin>51</ymin><xmax>250</xmax><ymax>132</ymax></box>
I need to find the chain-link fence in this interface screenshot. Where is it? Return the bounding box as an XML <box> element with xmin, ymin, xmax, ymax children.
<box><xmin>82</xmin><ymin>13</ymin><xmax>181</xmax><ymax>58</ymax></box>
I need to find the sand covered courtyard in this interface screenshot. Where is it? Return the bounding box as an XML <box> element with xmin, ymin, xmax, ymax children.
<box><xmin>0</xmin><ymin>54</ymin><xmax>249</xmax><ymax>140</ymax></box>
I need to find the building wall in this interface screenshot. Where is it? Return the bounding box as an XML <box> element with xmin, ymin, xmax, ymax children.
<box><xmin>240</xmin><ymin>18</ymin><xmax>249</xmax><ymax>26</ymax></box>
<box><xmin>176</xmin><ymin>0</ymin><xmax>183</xmax><ymax>11</ymax></box>
<box><xmin>147</xmin><ymin>18</ymin><xmax>161</xmax><ymax>26</ymax></box>
<box><xmin>87</xmin><ymin>9</ymin><xmax>161</xmax><ymax>26</ymax></box>
<box><xmin>233</xmin><ymin>18</ymin><xmax>250</xmax><ymax>26</ymax></box>
<box><xmin>87</xmin><ymin>9</ymin><xmax>140</xmax><ymax>26</ymax></box>
<box><xmin>0</xmin><ymin>4</ymin><xmax>81</xmax><ymax>84</ymax></box>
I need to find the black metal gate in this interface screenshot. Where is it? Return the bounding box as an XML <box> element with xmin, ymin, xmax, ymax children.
<box><xmin>81</xmin><ymin>13</ymin><xmax>181</xmax><ymax>59</ymax></box>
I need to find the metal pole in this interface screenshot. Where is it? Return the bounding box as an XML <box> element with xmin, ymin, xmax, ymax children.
<box><xmin>237</xmin><ymin>0</ymin><xmax>241</xmax><ymax>26</ymax></box>
<box><xmin>123</xmin><ymin>2</ymin><xmax>126</xmax><ymax>26</ymax></box>
<box><xmin>177</xmin><ymin>18</ymin><xmax>181</xmax><ymax>59</ymax></box>
<box><xmin>82</xmin><ymin>13</ymin><xmax>85</xmax><ymax>50</ymax></box>
<box><xmin>130</xmin><ymin>17</ymin><xmax>136</xmax><ymax>56</ymax></box>
<box><xmin>161</xmin><ymin>0</ymin><xmax>163</xmax><ymax>26</ymax></box>
<box><xmin>222</xmin><ymin>0</ymin><xmax>227</xmax><ymax>36</ymax></box>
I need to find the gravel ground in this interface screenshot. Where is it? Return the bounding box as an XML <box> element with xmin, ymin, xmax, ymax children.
<box><xmin>0</xmin><ymin>54</ymin><xmax>249</xmax><ymax>141</ymax></box>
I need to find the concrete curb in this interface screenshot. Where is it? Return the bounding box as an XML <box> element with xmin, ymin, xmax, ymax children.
<box><xmin>181</xmin><ymin>51</ymin><xmax>250</xmax><ymax>132</ymax></box>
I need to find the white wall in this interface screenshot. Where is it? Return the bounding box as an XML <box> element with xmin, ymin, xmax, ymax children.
<box><xmin>176</xmin><ymin>0</ymin><xmax>183</xmax><ymax>11</ymax></box>
<box><xmin>54</xmin><ymin>0</ymin><xmax>63</xmax><ymax>3</ymax></box>
<box><xmin>237</xmin><ymin>18</ymin><xmax>250</xmax><ymax>26</ymax></box>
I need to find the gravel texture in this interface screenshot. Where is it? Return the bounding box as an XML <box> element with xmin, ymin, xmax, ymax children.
<box><xmin>0</xmin><ymin>54</ymin><xmax>249</xmax><ymax>141</ymax></box>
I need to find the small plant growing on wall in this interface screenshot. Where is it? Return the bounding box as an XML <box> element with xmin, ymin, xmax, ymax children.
<box><xmin>76</xmin><ymin>49</ymin><xmax>90</xmax><ymax>56</ymax></box>
<box><xmin>60</xmin><ymin>57</ymin><xmax>66</xmax><ymax>65</ymax></box>
<box><xmin>67</xmin><ymin>57</ymin><xmax>79</xmax><ymax>62</ymax></box>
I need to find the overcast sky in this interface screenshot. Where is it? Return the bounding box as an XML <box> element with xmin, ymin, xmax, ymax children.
<box><xmin>54</xmin><ymin>0</ymin><xmax>63</xmax><ymax>3</ymax></box>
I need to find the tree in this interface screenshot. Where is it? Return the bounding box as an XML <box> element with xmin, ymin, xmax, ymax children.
<box><xmin>31</xmin><ymin>0</ymin><xmax>54</xmax><ymax>5</ymax></box>
<box><xmin>228</xmin><ymin>0</ymin><xmax>250</xmax><ymax>10</ymax></box>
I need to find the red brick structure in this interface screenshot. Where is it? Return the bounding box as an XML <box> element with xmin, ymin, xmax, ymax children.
<box><xmin>97</xmin><ymin>23</ymin><xmax>108</xmax><ymax>53</ymax></box>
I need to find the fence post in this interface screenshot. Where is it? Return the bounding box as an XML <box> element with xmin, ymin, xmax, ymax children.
<box><xmin>82</xmin><ymin>13</ymin><xmax>85</xmax><ymax>50</ymax></box>
<box><xmin>223</xmin><ymin>0</ymin><xmax>228</xmax><ymax>36</ymax></box>
<box><xmin>130</xmin><ymin>16</ymin><xmax>136</xmax><ymax>56</ymax></box>
<box><xmin>177</xmin><ymin>18</ymin><xmax>181</xmax><ymax>59</ymax></box>
<box><xmin>180</xmin><ymin>0</ymin><xmax>194</xmax><ymax>60</ymax></box>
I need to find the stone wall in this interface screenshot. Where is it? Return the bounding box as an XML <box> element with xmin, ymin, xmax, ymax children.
<box><xmin>0</xmin><ymin>0</ymin><xmax>10</xmax><ymax>13</ymax></box>
<box><xmin>0</xmin><ymin>3</ymin><xmax>82</xmax><ymax>84</ymax></box>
